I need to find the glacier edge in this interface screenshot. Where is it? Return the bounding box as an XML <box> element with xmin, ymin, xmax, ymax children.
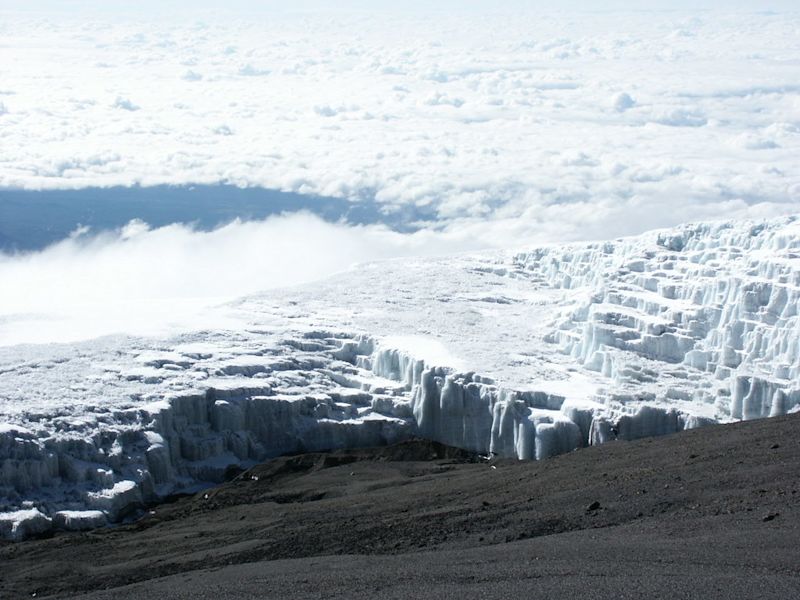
<box><xmin>3</xmin><ymin>215</ymin><xmax>800</xmax><ymax>539</ymax></box>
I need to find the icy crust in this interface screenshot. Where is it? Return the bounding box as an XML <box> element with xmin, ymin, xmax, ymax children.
<box><xmin>0</xmin><ymin>508</ymin><xmax>52</xmax><ymax>541</ymax></box>
<box><xmin>514</xmin><ymin>217</ymin><xmax>800</xmax><ymax>422</ymax></box>
<box><xmin>3</xmin><ymin>216</ymin><xmax>800</xmax><ymax>539</ymax></box>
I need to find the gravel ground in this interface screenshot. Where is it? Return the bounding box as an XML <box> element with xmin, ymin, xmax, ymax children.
<box><xmin>2</xmin><ymin>414</ymin><xmax>799</xmax><ymax>599</ymax></box>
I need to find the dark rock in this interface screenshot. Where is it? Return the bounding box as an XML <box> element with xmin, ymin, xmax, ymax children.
<box><xmin>762</xmin><ymin>512</ymin><xmax>779</xmax><ymax>522</ymax></box>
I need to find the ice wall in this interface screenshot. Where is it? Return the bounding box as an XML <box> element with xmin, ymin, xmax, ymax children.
<box><xmin>367</xmin><ymin>346</ymin><xmax>706</xmax><ymax>462</ymax></box>
<box><xmin>0</xmin><ymin>332</ymin><xmax>706</xmax><ymax>541</ymax></box>
<box><xmin>0</xmin><ymin>334</ymin><xmax>419</xmax><ymax>540</ymax></box>
<box><xmin>517</xmin><ymin>218</ymin><xmax>800</xmax><ymax>420</ymax></box>
<box><xmin>369</xmin><ymin>349</ymin><xmax>543</xmax><ymax>456</ymax></box>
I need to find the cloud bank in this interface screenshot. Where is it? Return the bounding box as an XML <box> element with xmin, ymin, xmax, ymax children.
<box><xmin>9</xmin><ymin>1</ymin><xmax>800</xmax><ymax>14</ymax></box>
<box><xmin>0</xmin><ymin>9</ymin><xmax>797</xmax><ymax>244</ymax></box>
<box><xmin>0</xmin><ymin>214</ymin><xmax>482</xmax><ymax>345</ymax></box>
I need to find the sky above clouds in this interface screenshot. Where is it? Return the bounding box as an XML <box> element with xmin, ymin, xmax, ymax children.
<box><xmin>0</xmin><ymin>3</ymin><xmax>799</xmax><ymax>342</ymax></box>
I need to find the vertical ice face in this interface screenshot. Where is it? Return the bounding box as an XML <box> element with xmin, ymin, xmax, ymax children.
<box><xmin>0</xmin><ymin>334</ymin><xmax>420</xmax><ymax>539</ymax></box>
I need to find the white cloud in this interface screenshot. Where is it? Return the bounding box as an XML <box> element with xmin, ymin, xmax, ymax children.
<box><xmin>112</xmin><ymin>97</ymin><xmax>140</xmax><ymax>111</ymax></box>
<box><xmin>182</xmin><ymin>70</ymin><xmax>203</xmax><ymax>81</ymax></box>
<box><xmin>0</xmin><ymin>9</ymin><xmax>797</xmax><ymax>249</ymax></box>
<box><xmin>7</xmin><ymin>1</ymin><xmax>800</xmax><ymax>15</ymax></box>
<box><xmin>612</xmin><ymin>92</ymin><xmax>635</xmax><ymax>112</ymax></box>
<box><xmin>0</xmin><ymin>214</ymin><xmax>480</xmax><ymax>345</ymax></box>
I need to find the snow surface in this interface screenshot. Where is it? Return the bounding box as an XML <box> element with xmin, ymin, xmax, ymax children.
<box><xmin>2</xmin><ymin>216</ymin><xmax>800</xmax><ymax>539</ymax></box>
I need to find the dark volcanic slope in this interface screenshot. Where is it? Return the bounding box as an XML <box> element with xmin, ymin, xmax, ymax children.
<box><xmin>2</xmin><ymin>415</ymin><xmax>800</xmax><ymax>599</ymax></box>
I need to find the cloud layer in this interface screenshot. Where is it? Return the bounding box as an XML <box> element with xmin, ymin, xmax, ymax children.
<box><xmin>0</xmin><ymin>9</ymin><xmax>798</xmax><ymax>244</ymax></box>
<box><xmin>0</xmin><ymin>214</ymin><xmax>483</xmax><ymax>345</ymax></box>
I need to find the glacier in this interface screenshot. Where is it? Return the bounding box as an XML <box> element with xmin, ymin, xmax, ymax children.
<box><xmin>2</xmin><ymin>215</ymin><xmax>800</xmax><ymax>539</ymax></box>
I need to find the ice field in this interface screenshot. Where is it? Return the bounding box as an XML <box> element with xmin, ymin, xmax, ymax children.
<box><xmin>3</xmin><ymin>216</ymin><xmax>800</xmax><ymax>539</ymax></box>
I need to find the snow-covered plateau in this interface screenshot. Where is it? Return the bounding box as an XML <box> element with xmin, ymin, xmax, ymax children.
<box><xmin>2</xmin><ymin>215</ymin><xmax>800</xmax><ymax>540</ymax></box>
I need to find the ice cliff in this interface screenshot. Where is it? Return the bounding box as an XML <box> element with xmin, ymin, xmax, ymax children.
<box><xmin>2</xmin><ymin>216</ymin><xmax>800</xmax><ymax>539</ymax></box>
